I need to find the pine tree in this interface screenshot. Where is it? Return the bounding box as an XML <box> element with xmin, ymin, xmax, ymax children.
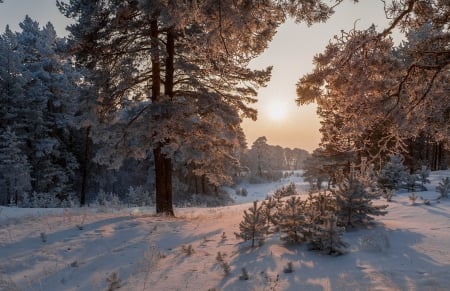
<box><xmin>416</xmin><ymin>165</ymin><xmax>430</xmax><ymax>190</ymax></box>
<box><xmin>58</xmin><ymin>0</ymin><xmax>343</xmax><ymax>215</ymax></box>
<box><xmin>0</xmin><ymin>128</ymin><xmax>32</xmax><ymax>205</ymax></box>
<box><xmin>309</xmin><ymin>214</ymin><xmax>348</xmax><ymax>256</ymax></box>
<box><xmin>378</xmin><ymin>155</ymin><xmax>409</xmax><ymax>191</ymax></box>
<box><xmin>334</xmin><ymin>175</ymin><xmax>388</xmax><ymax>228</ymax></box>
<box><xmin>306</xmin><ymin>190</ymin><xmax>336</xmax><ymax>224</ymax></box>
<box><xmin>261</xmin><ymin>196</ymin><xmax>281</xmax><ymax>232</ymax></box>
<box><xmin>278</xmin><ymin>196</ymin><xmax>306</xmax><ymax>243</ymax></box>
<box><xmin>0</xmin><ymin>25</ymin><xmax>27</xmax><ymax>128</ymax></box>
<box><xmin>14</xmin><ymin>16</ymin><xmax>80</xmax><ymax>204</ymax></box>
<box><xmin>273</xmin><ymin>182</ymin><xmax>297</xmax><ymax>199</ymax></box>
<box><xmin>436</xmin><ymin>177</ymin><xmax>450</xmax><ymax>199</ymax></box>
<box><xmin>235</xmin><ymin>201</ymin><xmax>269</xmax><ymax>247</ymax></box>
<box><xmin>296</xmin><ymin>7</ymin><xmax>450</xmax><ymax>161</ymax></box>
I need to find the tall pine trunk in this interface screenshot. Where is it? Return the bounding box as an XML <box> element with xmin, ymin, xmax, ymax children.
<box><xmin>151</xmin><ymin>17</ymin><xmax>175</xmax><ymax>215</ymax></box>
<box><xmin>80</xmin><ymin>126</ymin><xmax>91</xmax><ymax>206</ymax></box>
<box><xmin>154</xmin><ymin>146</ymin><xmax>173</xmax><ymax>215</ymax></box>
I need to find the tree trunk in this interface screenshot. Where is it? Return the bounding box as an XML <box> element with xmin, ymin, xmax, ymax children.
<box><xmin>154</xmin><ymin>146</ymin><xmax>174</xmax><ymax>215</ymax></box>
<box><xmin>80</xmin><ymin>126</ymin><xmax>91</xmax><ymax>206</ymax></box>
<box><xmin>150</xmin><ymin>18</ymin><xmax>175</xmax><ymax>215</ymax></box>
<box><xmin>151</xmin><ymin>17</ymin><xmax>173</xmax><ymax>215</ymax></box>
<box><xmin>195</xmin><ymin>175</ymin><xmax>199</xmax><ymax>194</ymax></box>
<box><xmin>202</xmin><ymin>175</ymin><xmax>206</xmax><ymax>194</ymax></box>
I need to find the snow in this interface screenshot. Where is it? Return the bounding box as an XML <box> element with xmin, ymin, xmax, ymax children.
<box><xmin>1</xmin><ymin>171</ymin><xmax>450</xmax><ymax>290</ymax></box>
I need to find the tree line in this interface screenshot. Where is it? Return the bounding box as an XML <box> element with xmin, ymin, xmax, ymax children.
<box><xmin>1</xmin><ymin>0</ymin><xmax>336</xmax><ymax>212</ymax></box>
<box><xmin>1</xmin><ymin>0</ymin><xmax>449</xmax><ymax>215</ymax></box>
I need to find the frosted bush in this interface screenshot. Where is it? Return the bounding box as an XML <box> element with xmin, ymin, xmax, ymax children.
<box><xmin>235</xmin><ymin>187</ymin><xmax>248</xmax><ymax>197</ymax></box>
<box><xmin>273</xmin><ymin>182</ymin><xmax>297</xmax><ymax>199</ymax></box>
<box><xmin>95</xmin><ymin>190</ymin><xmax>122</xmax><ymax>211</ymax></box>
<box><xmin>126</xmin><ymin>185</ymin><xmax>154</xmax><ymax>207</ymax></box>
<box><xmin>19</xmin><ymin>192</ymin><xmax>68</xmax><ymax>208</ymax></box>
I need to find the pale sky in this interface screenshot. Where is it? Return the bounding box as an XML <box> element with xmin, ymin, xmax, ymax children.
<box><xmin>0</xmin><ymin>0</ymin><xmax>391</xmax><ymax>152</ymax></box>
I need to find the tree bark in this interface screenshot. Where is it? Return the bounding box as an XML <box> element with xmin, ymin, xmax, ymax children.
<box><xmin>151</xmin><ymin>18</ymin><xmax>175</xmax><ymax>215</ymax></box>
<box><xmin>154</xmin><ymin>146</ymin><xmax>173</xmax><ymax>215</ymax></box>
<box><xmin>80</xmin><ymin>126</ymin><xmax>90</xmax><ymax>206</ymax></box>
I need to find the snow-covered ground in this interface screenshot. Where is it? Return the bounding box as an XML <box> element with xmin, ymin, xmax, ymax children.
<box><xmin>1</xmin><ymin>171</ymin><xmax>450</xmax><ymax>290</ymax></box>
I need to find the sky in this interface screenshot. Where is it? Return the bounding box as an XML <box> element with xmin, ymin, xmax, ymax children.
<box><xmin>0</xmin><ymin>0</ymin><xmax>391</xmax><ymax>152</ymax></box>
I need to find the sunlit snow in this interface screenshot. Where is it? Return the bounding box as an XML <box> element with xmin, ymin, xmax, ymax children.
<box><xmin>1</xmin><ymin>171</ymin><xmax>450</xmax><ymax>290</ymax></box>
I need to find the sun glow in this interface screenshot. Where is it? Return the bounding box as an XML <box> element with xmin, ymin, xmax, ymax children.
<box><xmin>266</xmin><ymin>101</ymin><xmax>288</xmax><ymax>121</ymax></box>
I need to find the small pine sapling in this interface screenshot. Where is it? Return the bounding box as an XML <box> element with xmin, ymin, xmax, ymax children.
<box><xmin>235</xmin><ymin>188</ymin><xmax>248</xmax><ymax>197</ymax></box>
<box><xmin>416</xmin><ymin>165</ymin><xmax>430</xmax><ymax>190</ymax></box>
<box><xmin>262</xmin><ymin>196</ymin><xmax>280</xmax><ymax>232</ymax></box>
<box><xmin>235</xmin><ymin>201</ymin><xmax>269</xmax><ymax>247</ymax></box>
<box><xmin>334</xmin><ymin>176</ymin><xmax>388</xmax><ymax>228</ymax></box>
<box><xmin>381</xmin><ymin>188</ymin><xmax>395</xmax><ymax>202</ymax></box>
<box><xmin>239</xmin><ymin>267</ymin><xmax>249</xmax><ymax>280</ymax></box>
<box><xmin>273</xmin><ymin>182</ymin><xmax>297</xmax><ymax>199</ymax></box>
<box><xmin>181</xmin><ymin>244</ymin><xmax>195</xmax><ymax>256</ymax></box>
<box><xmin>404</xmin><ymin>173</ymin><xmax>419</xmax><ymax>192</ymax></box>
<box><xmin>310</xmin><ymin>214</ymin><xmax>348</xmax><ymax>256</ymax></box>
<box><xmin>436</xmin><ymin>177</ymin><xmax>450</xmax><ymax>199</ymax></box>
<box><xmin>306</xmin><ymin>190</ymin><xmax>336</xmax><ymax>225</ymax></box>
<box><xmin>283</xmin><ymin>262</ymin><xmax>294</xmax><ymax>273</ymax></box>
<box><xmin>216</xmin><ymin>251</ymin><xmax>224</xmax><ymax>262</ymax></box>
<box><xmin>221</xmin><ymin>261</ymin><xmax>231</xmax><ymax>276</ymax></box>
<box><xmin>106</xmin><ymin>272</ymin><xmax>121</xmax><ymax>291</ymax></box>
<box><xmin>377</xmin><ymin>155</ymin><xmax>408</xmax><ymax>191</ymax></box>
<box><xmin>40</xmin><ymin>232</ymin><xmax>47</xmax><ymax>243</ymax></box>
<box><xmin>278</xmin><ymin>196</ymin><xmax>307</xmax><ymax>243</ymax></box>
<box><xmin>409</xmin><ymin>192</ymin><xmax>419</xmax><ymax>205</ymax></box>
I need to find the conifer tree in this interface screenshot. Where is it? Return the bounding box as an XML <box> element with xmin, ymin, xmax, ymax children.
<box><xmin>262</xmin><ymin>196</ymin><xmax>281</xmax><ymax>232</ymax></box>
<box><xmin>309</xmin><ymin>214</ymin><xmax>348</xmax><ymax>256</ymax></box>
<box><xmin>278</xmin><ymin>196</ymin><xmax>306</xmax><ymax>243</ymax></box>
<box><xmin>333</xmin><ymin>175</ymin><xmax>388</xmax><ymax>228</ymax></box>
<box><xmin>14</xmin><ymin>16</ymin><xmax>79</xmax><ymax>204</ymax></box>
<box><xmin>58</xmin><ymin>0</ymin><xmax>344</xmax><ymax>215</ymax></box>
<box><xmin>235</xmin><ymin>201</ymin><xmax>269</xmax><ymax>247</ymax></box>
<box><xmin>378</xmin><ymin>155</ymin><xmax>408</xmax><ymax>191</ymax></box>
<box><xmin>436</xmin><ymin>177</ymin><xmax>450</xmax><ymax>199</ymax></box>
<box><xmin>0</xmin><ymin>128</ymin><xmax>32</xmax><ymax>205</ymax></box>
<box><xmin>296</xmin><ymin>4</ymin><xmax>450</xmax><ymax>160</ymax></box>
<box><xmin>416</xmin><ymin>165</ymin><xmax>430</xmax><ymax>190</ymax></box>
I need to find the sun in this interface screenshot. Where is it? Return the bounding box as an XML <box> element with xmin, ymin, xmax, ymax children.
<box><xmin>266</xmin><ymin>101</ymin><xmax>288</xmax><ymax>121</ymax></box>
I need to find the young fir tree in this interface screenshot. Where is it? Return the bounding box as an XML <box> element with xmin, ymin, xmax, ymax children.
<box><xmin>235</xmin><ymin>201</ymin><xmax>269</xmax><ymax>247</ymax></box>
<box><xmin>306</xmin><ymin>190</ymin><xmax>336</xmax><ymax>225</ymax></box>
<box><xmin>436</xmin><ymin>177</ymin><xmax>450</xmax><ymax>199</ymax></box>
<box><xmin>273</xmin><ymin>182</ymin><xmax>297</xmax><ymax>199</ymax></box>
<box><xmin>333</xmin><ymin>175</ymin><xmax>388</xmax><ymax>228</ymax></box>
<box><xmin>262</xmin><ymin>196</ymin><xmax>281</xmax><ymax>233</ymax></box>
<box><xmin>277</xmin><ymin>196</ymin><xmax>307</xmax><ymax>243</ymax></box>
<box><xmin>303</xmin><ymin>190</ymin><xmax>337</xmax><ymax>240</ymax></box>
<box><xmin>378</xmin><ymin>155</ymin><xmax>409</xmax><ymax>191</ymax></box>
<box><xmin>309</xmin><ymin>214</ymin><xmax>348</xmax><ymax>256</ymax></box>
<box><xmin>416</xmin><ymin>165</ymin><xmax>430</xmax><ymax>190</ymax></box>
<box><xmin>0</xmin><ymin>128</ymin><xmax>32</xmax><ymax>205</ymax></box>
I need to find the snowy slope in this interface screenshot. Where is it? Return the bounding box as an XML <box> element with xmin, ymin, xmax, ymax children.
<box><xmin>1</xmin><ymin>171</ymin><xmax>450</xmax><ymax>290</ymax></box>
